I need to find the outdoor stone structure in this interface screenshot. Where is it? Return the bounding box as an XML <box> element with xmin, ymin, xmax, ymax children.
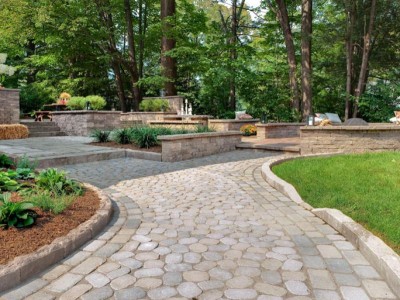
<box><xmin>209</xmin><ymin>119</ymin><xmax>259</xmax><ymax>132</ymax></box>
<box><xmin>52</xmin><ymin>111</ymin><xmax>124</xmax><ymax>136</ymax></box>
<box><xmin>143</xmin><ymin>96</ymin><xmax>184</xmax><ymax>113</ymax></box>
<box><xmin>257</xmin><ymin>123</ymin><xmax>304</xmax><ymax>139</ymax></box>
<box><xmin>120</xmin><ymin>112</ymin><xmax>178</xmax><ymax>125</ymax></box>
<box><xmin>159</xmin><ymin>131</ymin><xmax>242</xmax><ymax>162</ymax></box>
<box><xmin>301</xmin><ymin>124</ymin><xmax>400</xmax><ymax>155</ymax></box>
<box><xmin>0</xmin><ymin>89</ymin><xmax>20</xmax><ymax>124</ymax></box>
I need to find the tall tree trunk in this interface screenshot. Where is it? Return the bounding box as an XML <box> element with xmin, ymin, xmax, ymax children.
<box><xmin>138</xmin><ymin>0</ymin><xmax>147</xmax><ymax>79</ymax></box>
<box><xmin>353</xmin><ymin>0</ymin><xmax>376</xmax><ymax>118</ymax></box>
<box><xmin>301</xmin><ymin>0</ymin><xmax>312</xmax><ymax>119</ymax></box>
<box><xmin>95</xmin><ymin>0</ymin><xmax>127</xmax><ymax>111</ymax></box>
<box><xmin>229</xmin><ymin>0</ymin><xmax>238</xmax><ymax>111</ymax></box>
<box><xmin>124</xmin><ymin>0</ymin><xmax>141</xmax><ymax>110</ymax></box>
<box><xmin>345</xmin><ymin>1</ymin><xmax>355</xmax><ymax>120</ymax></box>
<box><xmin>275</xmin><ymin>0</ymin><xmax>300</xmax><ymax>112</ymax></box>
<box><xmin>161</xmin><ymin>0</ymin><xmax>177</xmax><ymax>96</ymax></box>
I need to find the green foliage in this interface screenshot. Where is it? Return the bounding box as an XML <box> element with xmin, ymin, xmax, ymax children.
<box><xmin>29</xmin><ymin>190</ymin><xmax>74</xmax><ymax>215</ymax></box>
<box><xmin>139</xmin><ymin>99</ymin><xmax>170</xmax><ymax>112</ymax></box>
<box><xmin>195</xmin><ymin>125</ymin><xmax>214</xmax><ymax>133</ymax></box>
<box><xmin>36</xmin><ymin>168</ymin><xmax>82</xmax><ymax>196</ymax></box>
<box><xmin>0</xmin><ymin>154</ymin><xmax>14</xmax><ymax>168</ymax></box>
<box><xmin>273</xmin><ymin>152</ymin><xmax>400</xmax><ymax>253</ymax></box>
<box><xmin>91</xmin><ymin>130</ymin><xmax>111</xmax><ymax>143</ymax></box>
<box><xmin>131</xmin><ymin>126</ymin><xmax>159</xmax><ymax>148</ymax></box>
<box><xmin>112</xmin><ymin>128</ymin><xmax>134</xmax><ymax>144</ymax></box>
<box><xmin>0</xmin><ymin>171</ymin><xmax>19</xmax><ymax>192</ymax></box>
<box><xmin>16</xmin><ymin>155</ymin><xmax>37</xmax><ymax>171</ymax></box>
<box><xmin>67</xmin><ymin>97</ymin><xmax>86</xmax><ymax>110</ymax></box>
<box><xmin>86</xmin><ymin>95</ymin><xmax>106</xmax><ymax>110</ymax></box>
<box><xmin>0</xmin><ymin>193</ymin><xmax>37</xmax><ymax>228</ymax></box>
<box><xmin>358</xmin><ymin>81</ymin><xmax>400</xmax><ymax>122</ymax></box>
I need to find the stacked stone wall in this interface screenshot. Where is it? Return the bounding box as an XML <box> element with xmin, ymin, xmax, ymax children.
<box><xmin>0</xmin><ymin>89</ymin><xmax>20</xmax><ymax>124</ymax></box>
<box><xmin>301</xmin><ymin>125</ymin><xmax>400</xmax><ymax>155</ymax></box>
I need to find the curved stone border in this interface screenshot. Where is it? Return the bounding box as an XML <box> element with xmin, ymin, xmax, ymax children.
<box><xmin>0</xmin><ymin>183</ymin><xmax>113</xmax><ymax>292</ymax></box>
<box><xmin>262</xmin><ymin>155</ymin><xmax>400</xmax><ymax>298</ymax></box>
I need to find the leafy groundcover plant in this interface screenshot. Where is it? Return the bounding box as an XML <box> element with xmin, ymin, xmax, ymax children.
<box><xmin>0</xmin><ymin>155</ymin><xmax>84</xmax><ymax>229</ymax></box>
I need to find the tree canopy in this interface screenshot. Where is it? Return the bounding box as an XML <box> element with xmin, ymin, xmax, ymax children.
<box><xmin>0</xmin><ymin>0</ymin><xmax>398</xmax><ymax>121</ymax></box>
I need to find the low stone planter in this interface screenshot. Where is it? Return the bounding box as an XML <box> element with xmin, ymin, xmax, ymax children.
<box><xmin>300</xmin><ymin>124</ymin><xmax>400</xmax><ymax>155</ymax></box>
<box><xmin>159</xmin><ymin>131</ymin><xmax>242</xmax><ymax>162</ymax></box>
<box><xmin>209</xmin><ymin>119</ymin><xmax>259</xmax><ymax>132</ymax></box>
<box><xmin>257</xmin><ymin>123</ymin><xmax>305</xmax><ymax>139</ymax></box>
<box><xmin>0</xmin><ymin>184</ymin><xmax>113</xmax><ymax>292</ymax></box>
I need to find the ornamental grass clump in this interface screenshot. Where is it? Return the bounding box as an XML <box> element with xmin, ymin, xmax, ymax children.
<box><xmin>112</xmin><ymin>128</ymin><xmax>134</xmax><ymax>144</ymax></box>
<box><xmin>91</xmin><ymin>130</ymin><xmax>111</xmax><ymax>143</ymax></box>
<box><xmin>131</xmin><ymin>126</ymin><xmax>159</xmax><ymax>148</ymax></box>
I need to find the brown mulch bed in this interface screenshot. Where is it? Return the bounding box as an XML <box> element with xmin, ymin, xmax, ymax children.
<box><xmin>91</xmin><ymin>141</ymin><xmax>162</xmax><ymax>153</ymax></box>
<box><xmin>0</xmin><ymin>188</ymin><xmax>100</xmax><ymax>265</ymax></box>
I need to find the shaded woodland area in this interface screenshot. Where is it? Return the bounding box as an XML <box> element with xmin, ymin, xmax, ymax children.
<box><xmin>0</xmin><ymin>0</ymin><xmax>399</xmax><ymax>121</ymax></box>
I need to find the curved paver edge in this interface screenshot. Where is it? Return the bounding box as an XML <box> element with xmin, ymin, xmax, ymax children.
<box><xmin>0</xmin><ymin>183</ymin><xmax>113</xmax><ymax>292</ymax></box>
<box><xmin>261</xmin><ymin>154</ymin><xmax>400</xmax><ymax>298</ymax></box>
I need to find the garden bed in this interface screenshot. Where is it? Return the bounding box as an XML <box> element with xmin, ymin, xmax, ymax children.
<box><xmin>91</xmin><ymin>141</ymin><xmax>161</xmax><ymax>153</ymax></box>
<box><xmin>0</xmin><ymin>188</ymin><xmax>99</xmax><ymax>265</ymax></box>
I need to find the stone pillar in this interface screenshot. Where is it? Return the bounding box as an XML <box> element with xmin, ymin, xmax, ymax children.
<box><xmin>0</xmin><ymin>89</ymin><xmax>20</xmax><ymax>124</ymax></box>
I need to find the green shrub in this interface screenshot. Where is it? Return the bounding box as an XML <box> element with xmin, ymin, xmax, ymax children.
<box><xmin>131</xmin><ymin>126</ymin><xmax>159</xmax><ymax>148</ymax></box>
<box><xmin>29</xmin><ymin>190</ymin><xmax>75</xmax><ymax>214</ymax></box>
<box><xmin>139</xmin><ymin>99</ymin><xmax>170</xmax><ymax>112</ymax></box>
<box><xmin>36</xmin><ymin>168</ymin><xmax>82</xmax><ymax>196</ymax></box>
<box><xmin>0</xmin><ymin>154</ymin><xmax>14</xmax><ymax>168</ymax></box>
<box><xmin>0</xmin><ymin>193</ymin><xmax>37</xmax><ymax>228</ymax></box>
<box><xmin>67</xmin><ymin>97</ymin><xmax>86</xmax><ymax>110</ymax></box>
<box><xmin>195</xmin><ymin>125</ymin><xmax>215</xmax><ymax>133</ymax></box>
<box><xmin>16</xmin><ymin>155</ymin><xmax>37</xmax><ymax>171</ymax></box>
<box><xmin>112</xmin><ymin>128</ymin><xmax>134</xmax><ymax>144</ymax></box>
<box><xmin>86</xmin><ymin>95</ymin><xmax>107</xmax><ymax>110</ymax></box>
<box><xmin>91</xmin><ymin>130</ymin><xmax>111</xmax><ymax>143</ymax></box>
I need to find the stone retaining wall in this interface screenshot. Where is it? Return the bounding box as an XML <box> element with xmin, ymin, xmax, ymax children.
<box><xmin>0</xmin><ymin>89</ymin><xmax>20</xmax><ymax>124</ymax></box>
<box><xmin>52</xmin><ymin>111</ymin><xmax>124</xmax><ymax>136</ymax></box>
<box><xmin>301</xmin><ymin>125</ymin><xmax>400</xmax><ymax>155</ymax></box>
<box><xmin>209</xmin><ymin>119</ymin><xmax>259</xmax><ymax>132</ymax></box>
<box><xmin>120</xmin><ymin>112</ymin><xmax>178</xmax><ymax>125</ymax></box>
<box><xmin>257</xmin><ymin>123</ymin><xmax>304</xmax><ymax>139</ymax></box>
<box><xmin>159</xmin><ymin>131</ymin><xmax>242</xmax><ymax>162</ymax></box>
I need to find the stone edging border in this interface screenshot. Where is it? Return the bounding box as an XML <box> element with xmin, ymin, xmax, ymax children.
<box><xmin>0</xmin><ymin>183</ymin><xmax>113</xmax><ymax>292</ymax></box>
<box><xmin>261</xmin><ymin>155</ymin><xmax>400</xmax><ymax>298</ymax></box>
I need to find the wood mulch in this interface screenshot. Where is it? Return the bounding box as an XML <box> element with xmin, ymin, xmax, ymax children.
<box><xmin>0</xmin><ymin>188</ymin><xmax>100</xmax><ymax>265</ymax></box>
<box><xmin>91</xmin><ymin>141</ymin><xmax>162</xmax><ymax>153</ymax></box>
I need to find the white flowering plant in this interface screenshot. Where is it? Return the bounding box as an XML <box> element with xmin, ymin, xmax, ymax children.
<box><xmin>0</xmin><ymin>53</ymin><xmax>16</xmax><ymax>88</ymax></box>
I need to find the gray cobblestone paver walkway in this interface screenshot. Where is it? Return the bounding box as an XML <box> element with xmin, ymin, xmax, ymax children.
<box><xmin>0</xmin><ymin>151</ymin><xmax>397</xmax><ymax>300</ymax></box>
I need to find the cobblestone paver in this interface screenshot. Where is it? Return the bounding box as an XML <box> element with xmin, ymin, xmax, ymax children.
<box><xmin>0</xmin><ymin>151</ymin><xmax>397</xmax><ymax>299</ymax></box>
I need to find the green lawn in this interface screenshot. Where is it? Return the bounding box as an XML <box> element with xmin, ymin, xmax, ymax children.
<box><xmin>272</xmin><ymin>152</ymin><xmax>400</xmax><ymax>254</ymax></box>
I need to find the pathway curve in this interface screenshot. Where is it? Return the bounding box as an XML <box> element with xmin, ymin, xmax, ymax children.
<box><xmin>0</xmin><ymin>151</ymin><xmax>396</xmax><ymax>300</ymax></box>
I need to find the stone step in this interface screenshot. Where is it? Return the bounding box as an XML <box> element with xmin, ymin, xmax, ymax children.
<box><xmin>28</xmin><ymin>131</ymin><xmax>66</xmax><ymax>138</ymax></box>
<box><xmin>26</xmin><ymin>126</ymin><xmax>62</xmax><ymax>133</ymax></box>
<box><xmin>21</xmin><ymin>121</ymin><xmax>57</xmax><ymax>127</ymax></box>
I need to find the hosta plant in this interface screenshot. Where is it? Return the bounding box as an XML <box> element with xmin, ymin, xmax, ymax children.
<box><xmin>0</xmin><ymin>193</ymin><xmax>37</xmax><ymax>228</ymax></box>
<box><xmin>36</xmin><ymin>168</ymin><xmax>82</xmax><ymax>196</ymax></box>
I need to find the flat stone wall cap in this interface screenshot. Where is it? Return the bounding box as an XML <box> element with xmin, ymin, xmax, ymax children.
<box><xmin>52</xmin><ymin>111</ymin><xmax>122</xmax><ymax>115</ymax></box>
<box><xmin>0</xmin><ymin>88</ymin><xmax>20</xmax><ymax>92</ymax></box>
<box><xmin>209</xmin><ymin>119</ymin><xmax>259</xmax><ymax>123</ymax></box>
<box><xmin>257</xmin><ymin>123</ymin><xmax>305</xmax><ymax>127</ymax></box>
<box><xmin>158</xmin><ymin>131</ymin><xmax>242</xmax><ymax>141</ymax></box>
<box><xmin>120</xmin><ymin>112</ymin><xmax>177</xmax><ymax>115</ymax></box>
<box><xmin>149</xmin><ymin>121</ymin><xmax>201</xmax><ymax>125</ymax></box>
<box><xmin>301</xmin><ymin>124</ymin><xmax>400</xmax><ymax>131</ymax></box>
